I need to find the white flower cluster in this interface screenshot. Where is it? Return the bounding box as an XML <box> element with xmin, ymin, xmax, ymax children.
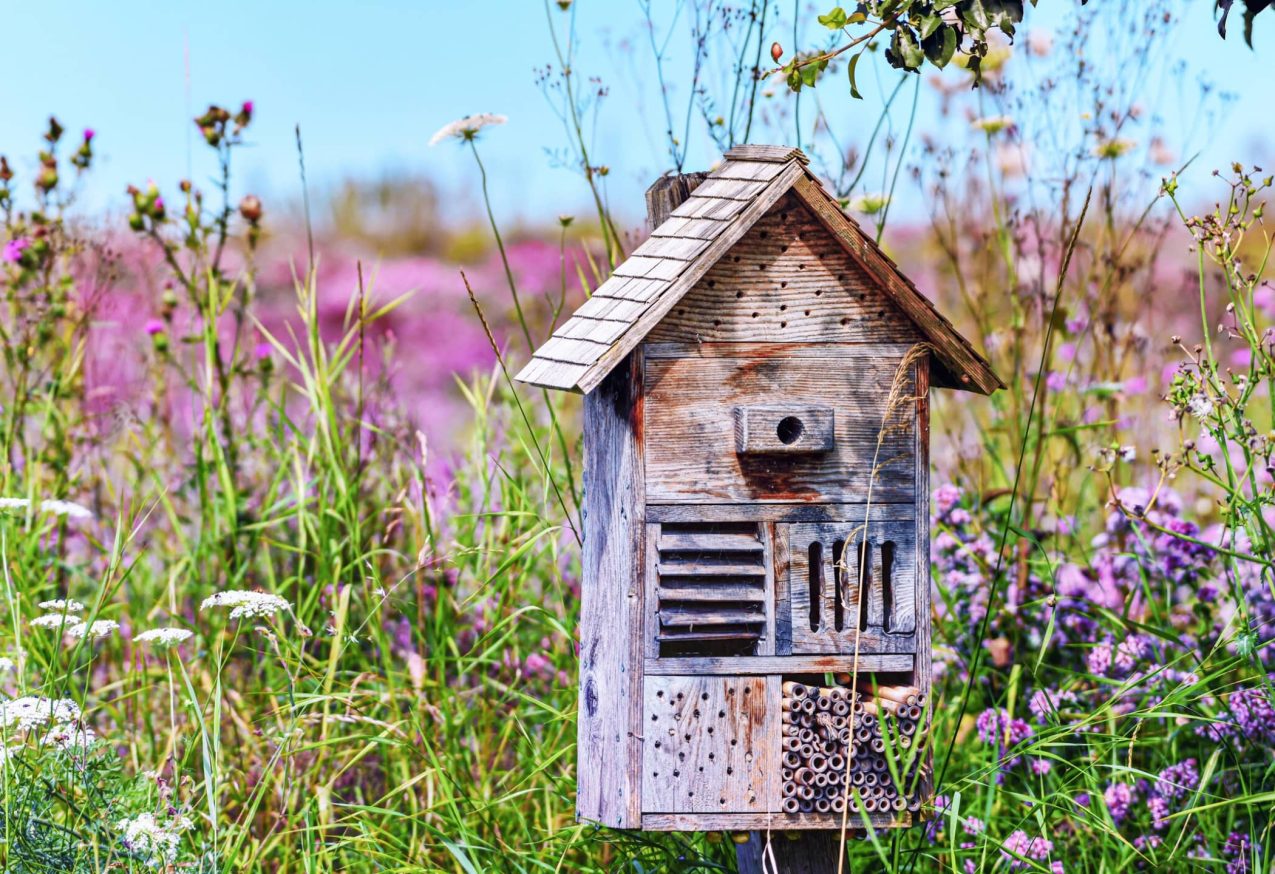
<box><xmin>428</xmin><ymin>113</ymin><xmax>507</xmax><ymax>146</ymax></box>
<box><xmin>0</xmin><ymin>696</ymin><xmax>81</xmax><ymax>731</ymax></box>
<box><xmin>66</xmin><ymin>619</ymin><xmax>121</xmax><ymax>641</ymax></box>
<box><xmin>0</xmin><ymin>497</ymin><xmax>92</xmax><ymax>520</ymax></box>
<box><xmin>134</xmin><ymin>627</ymin><xmax>193</xmax><ymax>648</ymax></box>
<box><xmin>38</xmin><ymin>599</ymin><xmax>86</xmax><ymax>613</ymax></box>
<box><xmin>200</xmin><ymin>590</ymin><xmax>290</xmax><ymax>620</ymax></box>
<box><xmin>32</xmin><ymin>613</ymin><xmax>77</xmax><ymax>629</ymax></box>
<box><xmin>117</xmin><ymin>812</ymin><xmax>194</xmax><ymax>867</ymax></box>
<box><xmin>43</xmin><ymin>722</ymin><xmax>98</xmax><ymax>751</ymax></box>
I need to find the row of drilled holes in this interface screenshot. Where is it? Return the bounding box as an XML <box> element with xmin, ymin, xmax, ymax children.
<box><xmin>807</xmin><ymin>539</ymin><xmax>897</xmax><ymax>633</ymax></box>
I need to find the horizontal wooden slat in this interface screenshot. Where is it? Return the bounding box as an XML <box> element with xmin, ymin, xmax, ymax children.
<box><xmin>658</xmin><ymin>560</ymin><xmax>767</xmax><ymax>577</ymax></box>
<box><xmin>605</xmin><ymin>277</ymin><xmax>669</xmax><ymax>302</ymax></box>
<box><xmin>573</xmin><ymin>294</ymin><xmax>646</xmax><ymax>322</ymax></box>
<box><xmin>656</xmin><ymin>630</ymin><xmax>763</xmax><ymax>644</ymax></box>
<box><xmin>658</xmin><ymin>531</ymin><xmax>763</xmax><ymax>552</ymax></box>
<box><xmin>643</xmin><ymin>341</ymin><xmax>919</xmax><ymax>359</ymax></box>
<box><xmin>650</xmin><ymin>216</ymin><xmax>730</xmax><ymax>240</ymax></box>
<box><xmin>613</xmin><ymin>255</ymin><xmax>678</xmax><ymax>279</ymax></box>
<box><xmin>645</xmin><ymin>653</ymin><xmax>914</xmax><ymax>675</ymax></box>
<box><xmin>709</xmin><ymin>160</ymin><xmax>792</xmax><ymax>181</ymax></box>
<box><xmin>647</xmin><ymin>503</ymin><xmax>915</xmax><ymax>522</ymax></box>
<box><xmin>688</xmin><ymin>177</ymin><xmax>770</xmax><ymax>201</ymax></box>
<box><xmin>552</xmin><ymin>317</ymin><xmax>629</xmax><ymax>345</ymax></box>
<box><xmin>659</xmin><ymin>607</ymin><xmax>765</xmax><ymax>626</ymax></box>
<box><xmin>656</xmin><ymin>583</ymin><xmax>765</xmax><ymax>602</ymax></box>
<box><xmin>723</xmin><ymin>144</ymin><xmax>809</xmax><ymax>163</ymax></box>
<box><xmin>672</xmin><ymin>196</ymin><xmax>749</xmax><ymax>221</ymax></box>
<box><xmin>631</xmin><ymin>235</ymin><xmax>712</xmax><ymax>261</ymax></box>
<box><xmin>641</xmin><ymin>811</ymin><xmax>909</xmax><ymax>831</ymax></box>
<box><xmin>512</xmin><ymin>357</ymin><xmax>590</xmax><ymax>391</ymax></box>
<box><xmin>533</xmin><ymin>335</ymin><xmax>611</xmax><ymax>366</ymax></box>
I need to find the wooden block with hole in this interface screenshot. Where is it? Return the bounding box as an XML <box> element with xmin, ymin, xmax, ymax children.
<box><xmin>515</xmin><ymin>143</ymin><xmax>1003</xmax><ymax>835</ymax></box>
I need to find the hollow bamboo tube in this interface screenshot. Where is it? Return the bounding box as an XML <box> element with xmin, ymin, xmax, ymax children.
<box><xmin>782</xmin><ymin>681</ymin><xmax>808</xmax><ymax>699</ymax></box>
<box><xmin>794</xmin><ymin>767</ymin><xmax>815</xmax><ymax>786</ymax></box>
<box><xmin>851</xmin><ymin>772</ymin><xmax>866</xmax><ymax>787</ymax></box>
<box><xmin>855</xmin><ymin>729</ymin><xmax>872</xmax><ymax>743</ymax></box>
<box><xmin>828</xmin><ymin>753</ymin><xmax>846</xmax><ymax>771</ymax></box>
<box><xmin>782</xmin><ymin>796</ymin><xmax>801</xmax><ymax>814</ymax></box>
<box><xmin>862</xmin><ymin>797</ymin><xmax>879</xmax><ymax>813</ymax></box>
<box><xmin>798</xmin><ymin>784</ymin><xmax>815</xmax><ymax>801</ymax></box>
<box><xmin>799</xmin><ymin>743</ymin><xmax>815</xmax><ymax>759</ymax></box>
<box><xmin>799</xmin><ymin>798</ymin><xmax>814</xmax><ymax>813</ymax></box>
<box><xmin>871</xmin><ymin>738</ymin><xmax>885</xmax><ymax>754</ymax></box>
<box><xmin>899</xmin><ymin>720</ymin><xmax>917</xmax><ymax>736</ymax></box>
<box><xmin>782</xmin><ymin>768</ymin><xmax>794</xmax><ymax>782</ymax></box>
<box><xmin>814</xmin><ymin>772</ymin><xmax>829</xmax><ymax>788</ymax></box>
<box><xmin>810</xmin><ymin>754</ymin><xmax>828</xmax><ymax>773</ymax></box>
<box><xmin>872</xmin><ymin>758</ymin><xmax>888</xmax><ymax>773</ymax></box>
<box><xmin>831</xmin><ymin>796</ymin><xmax>846</xmax><ymax>813</ymax></box>
<box><xmin>832</xmin><ymin>700</ymin><xmax>851</xmax><ymax>718</ymax></box>
<box><xmin>798</xmin><ymin>729</ymin><xmax>815</xmax><ymax>744</ymax></box>
<box><xmin>864</xmin><ymin>773</ymin><xmax>878</xmax><ymax>788</ymax></box>
<box><xmin>815</xmin><ymin>696</ymin><xmax>832</xmax><ymax>713</ymax></box>
<box><xmin>800</xmin><ymin>698</ymin><xmax>816</xmax><ymax>715</ymax></box>
<box><xmin>782</xmin><ymin>752</ymin><xmax>801</xmax><ymax>770</ymax></box>
<box><xmin>782</xmin><ymin>780</ymin><xmax>797</xmax><ymax>797</ymax></box>
<box><xmin>782</xmin><ymin>736</ymin><xmax>801</xmax><ymax>752</ymax></box>
<box><xmin>906</xmin><ymin>705</ymin><xmax>923</xmax><ymax>721</ymax></box>
<box><xmin>828</xmin><ymin>686</ymin><xmax>848</xmax><ymax>702</ymax></box>
<box><xmin>781</xmin><ymin>698</ymin><xmax>802</xmax><ymax>712</ymax></box>
<box><xmin>815</xmin><ymin>797</ymin><xmax>831</xmax><ymax>814</ymax></box>
<box><xmin>867</xmin><ymin>685</ymin><xmax>920</xmax><ymax>707</ymax></box>
<box><xmin>861</xmin><ymin>699</ymin><xmax>901</xmax><ymax>718</ymax></box>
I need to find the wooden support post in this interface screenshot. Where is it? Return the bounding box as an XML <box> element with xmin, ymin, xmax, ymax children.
<box><xmin>735</xmin><ymin>831</ymin><xmax>846</xmax><ymax>873</ymax></box>
<box><xmin>644</xmin><ymin>171</ymin><xmax>709</xmax><ymax>230</ymax></box>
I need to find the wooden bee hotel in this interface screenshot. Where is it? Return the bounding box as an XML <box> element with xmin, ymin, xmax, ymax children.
<box><xmin>516</xmin><ymin>145</ymin><xmax>1001</xmax><ymax>836</ymax></box>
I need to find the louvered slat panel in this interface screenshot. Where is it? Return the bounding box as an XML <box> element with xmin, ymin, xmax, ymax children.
<box><xmin>656</xmin><ymin>521</ymin><xmax>767</xmax><ymax>655</ymax></box>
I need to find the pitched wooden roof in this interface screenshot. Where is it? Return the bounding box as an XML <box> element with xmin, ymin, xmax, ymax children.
<box><xmin>515</xmin><ymin>145</ymin><xmax>1004</xmax><ymax>395</ymax></box>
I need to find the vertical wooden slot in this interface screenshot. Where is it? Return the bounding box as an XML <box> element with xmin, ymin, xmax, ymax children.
<box><xmin>831</xmin><ymin>539</ymin><xmax>845</xmax><ymax>632</ymax></box>
<box><xmin>857</xmin><ymin>540</ymin><xmax>871</xmax><ymax>632</ymax></box>
<box><xmin>881</xmin><ymin>541</ymin><xmax>895</xmax><ymax>632</ymax></box>
<box><xmin>807</xmin><ymin>541</ymin><xmax>822</xmax><ymax>632</ymax></box>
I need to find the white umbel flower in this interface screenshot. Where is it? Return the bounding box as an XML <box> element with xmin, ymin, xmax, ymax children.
<box><xmin>117</xmin><ymin>812</ymin><xmax>194</xmax><ymax>866</ymax></box>
<box><xmin>428</xmin><ymin>113</ymin><xmax>507</xmax><ymax>146</ymax></box>
<box><xmin>0</xmin><ymin>498</ymin><xmax>92</xmax><ymax>520</ymax></box>
<box><xmin>845</xmin><ymin>193</ymin><xmax>891</xmax><ymax>215</ymax></box>
<box><xmin>135</xmin><ymin>627</ymin><xmax>194</xmax><ymax>648</ymax></box>
<box><xmin>32</xmin><ymin>613</ymin><xmax>77</xmax><ymax>629</ymax></box>
<box><xmin>0</xmin><ymin>696</ymin><xmax>81</xmax><ymax>731</ymax></box>
<box><xmin>0</xmin><ymin>657</ymin><xmax>13</xmax><ymax>673</ymax></box>
<box><xmin>38</xmin><ymin>599</ymin><xmax>86</xmax><ymax>613</ymax></box>
<box><xmin>66</xmin><ymin>619</ymin><xmax>120</xmax><ymax>641</ymax></box>
<box><xmin>43</xmin><ymin>722</ymin><xmax>98</xmax><ymax>751</ymax></box>
<box><xmin>971</xmin><ymin>115</ymin><xmax>1014</xmax><ymax>134</ymax></box>
<box><xmin>200</xmin><ymin>590</ymin><xmax>290</xmax><ymax>620</ymax></box>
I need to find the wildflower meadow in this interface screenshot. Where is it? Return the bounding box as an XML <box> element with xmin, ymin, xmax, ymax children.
<box><xmin>0</xmin><ymin>1</ymin><xmax>1272</xmax><ymax>871</ymax></box>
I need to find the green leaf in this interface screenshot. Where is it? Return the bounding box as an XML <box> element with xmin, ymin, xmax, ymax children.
<box><xmin>886</xmin><ymin>26</ymin><xmax>925</xmax><ymax>70</ymax></box>
<box><xmin>848</xmin><ymin>50</ymin><xmax>865</xmax><ymax>98</ymax></box>
<box><xmin>920</xmin><ymin>12</ymin><xmax>943</xmax><ymax>38</ymax></box>
<box><xmin>818</xmin><ymin>5</ymin><xmax>848</xmax><ymax>28</ymax></box>
<box><xmin>922</xmin><ymin>23</ymin><xmax>958</xmax><ymax>67</ymax></box>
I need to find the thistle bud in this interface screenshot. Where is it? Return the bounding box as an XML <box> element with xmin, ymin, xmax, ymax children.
<box><xmin>128</xmin><ymin>212</ymin><xmax>145</xmax><ymax>232</ymax></box>
<box><xmin>238</xmin><ymin>194</ymin><xmax>263</xmax><ymax>224</ymax></box>
<box><xmin>0</xmin><ymin>156</ymin><xmax>13</xmax><ymax>183</ymax></box>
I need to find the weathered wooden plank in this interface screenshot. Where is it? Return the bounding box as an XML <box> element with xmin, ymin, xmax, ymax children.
<box><xmin>673</xmin><ymin>195</ymin><xmax>751</xmax><ymax>221</ymax></box>
<box><xmin>790</xmin><ymin>174</ymin><xmax>1002</xmax><ymax>394</ymax></box>
<box><xmin>646</xmin><ymin>502</ymin><xmax>916</xmax><ymax>523</ymax></box>
<box><xmin>650</xmin><ymin>216</ymin><xmax>731</xmax><ymax>240</ymax></box>
<box><xmin>553</xmin><ymin>317</ymin><xmax>630</xmax><ymax>345</ymax></box>
<box><xmin>723</xmin><ymin>144</ymin><xmax>809</xmax><ymax>163</ymax></box>
<box><xmin>573</xmin><ymin>294</ymin><xmax>647</xmax><ymax>322</ymax></box>
<box><xmin>913</xmin><ymin>354</ymin><xmax>934</xmax><ymax>811</ymax></box>
<box><xmin>735</xmin><ymin>405</ymin><xmax>835</xmax><ymax>455</ymax></box>
<box><xmin>786</xmin><ymin>520</ymin><xmax>918</xmax><ymax>655</ymax></box>
<box><xmin>689</xmin><ymin>176</ymin><xmax>770</xmax><ymax>201</ymax></box>
<box><xmin>643</xmin><ymin>354</ymin><xmax>914</xmax><ymax>504</ymax></box>
<box><xmin>577</xmin><ymin>354</ymin><xmax>644</xmax><ymax>827</ymax></box>
<box><xmin>659</xmin><ymin>606</ymin><xmax>765</xmax><ymax>626</ymax></box>
<box><xmin>513</xmin><ymin>357</ymin><xmax>590</xmax><ymax>391</ymax></box>
<box><xmin>613</xmin><ymin>255</ymin><xmax>680</xmax><ymax>279</ymax></box>
<box><xmin>644</xmin><ymin>341</ymin><xmax>920</xmax><ymax>359</ymax></box>
<box><xmin>659</xmin><ymin>530</ymin><xmax>764</xmax><ymax>552</ymax></box>
<box><xmin>574</xmin><ymin>160</ymin><xmax>806</xmax><ymax>394</ymax></box>
<box><xmin>646</xmin><ymin>811</ymin><xmax>908</xmax><ymax>830</ymax></box>
<box><xmin>641</xmin><ymin>676</ymin><xmax>775</xmax><ymax>814</ymax></box>
<box><xmin>710</xmin><ymin>160</ymin><xmax>791</xmax><ymax>182</ymax></box>
<box><xmin>772</xmin><ymin>520</ymin><xmax>793</xmax><ymax>655</ymax></box>
<box><xmin>606</xmin><ymin>277</ymin><xmax>669</xmax><ymax>302</ymax></box>
<box><xmin>644</xmin><ymin>653</ymin><xmax>913</xmax><ymax>675</ymax></box>
<box><xmin>648</xmin><ymin>195</ymin><xmax>922</xmax><ymax>344</ymax></box>
<box><xmin>646</xmin><ymin>171</ymin><xmax>709</xmax><ymax>229</ymax></box>
<box><xmin>644</xmin><ymin>523</ymin><xmax>662</xmax><ymax>661</ymax></box>
<box><xmin>659</xmin><ymin>560</ymin><xmax>768</xmax><ymax>577</ymax></box>
<box><xmin>534</xmin><ymin>335</ymin><xmax>612</xmax><ymax>366</ymax></box>
<box><xmin>632</xmin><ymin>235</ymin><xmax>712</xmax><ymax>261</ymax></box>
<box><xmin>657</xmin><ymin>582</ymin><xmax>765</xmax><ymax>602</ymax></box>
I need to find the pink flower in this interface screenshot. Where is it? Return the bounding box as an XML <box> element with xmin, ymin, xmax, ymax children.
<box><xmin>242</xmin><ymin>101</ymin><xmax>254</xmax><ymax>117</ymax></box>
<box><xmin>2</xmin><ymin>237</ymin><xmax>30</xmax><ymax>263</ymax></box>
<box><xmin>254</xmin><ymin>341</ymin><xmax>272</xmax><ymax>361</ymax></box>
<box><xmin>144</xmin><ymin>318</ymin><xmax>165</xmax><ymax>336</ymax></box>
<box><xmin>83</xmin><ymin>128</ymin><xmax>95</xmax><ymax>142</ymax></box>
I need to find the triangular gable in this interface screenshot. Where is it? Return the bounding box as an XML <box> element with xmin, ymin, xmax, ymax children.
<box><xmin>515</xmin><ymin>145</ymin><xmax>1003</xmax><ymax>395</ymax></box>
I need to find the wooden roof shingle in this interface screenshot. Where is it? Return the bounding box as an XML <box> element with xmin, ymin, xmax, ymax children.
<box><xmin>515</xmin><ymin>145</ymin><xmax>1003</xmax><ymax>395</ymax></box>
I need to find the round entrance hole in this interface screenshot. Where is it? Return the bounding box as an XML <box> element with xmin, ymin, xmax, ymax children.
<box><xmin>776</xmin><ymin>416</ymin><xmax>804</xmax><ymax>445</ymax></box>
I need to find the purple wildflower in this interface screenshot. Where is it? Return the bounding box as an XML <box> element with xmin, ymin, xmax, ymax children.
<box><xmin>1147</xmin><ymin>793</ymin><xmax>1171</xmax><ymax>830</ymax></box>
<box><xmin>1001</xmin><ymin>830</ymin><xmax>1053</xmax><ymax>869</ymax></box>
<box><xmin>1156</xmin><ymin>758</ymin><xmax>1199</xmax><ymax>800</ymax></box>
<box><xmin>1088</xmin><ymin>641</ymin><xmax>1113</xmax><ymax>676</ymax></box>
<box><xmin>1104</xmin><ymin>782</ymin><xmax>1135</xmax><ymax>824</ymax></box>
<box><xmin>144</xmin><ymin>318</ymin><xmax>166</xmax><ymax>336</ymax></box>
<box><xmin>1224</xmin><ymin>832</ymin><xmax>1259</xmax><ymax>874</ymax></box>
<box><xmin>1229</xmin><ymin>684</ymin><xmax>1275</xmax><ymax>744</ymax></box>
<box><xmin>2</xmin><ymin>237</ymin><xmax>29</xmax><ymax>263</ymax></box>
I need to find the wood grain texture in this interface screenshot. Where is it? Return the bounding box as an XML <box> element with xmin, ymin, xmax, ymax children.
<box><xmin>644</xmin><ymin>811</ymin><xmax>907</xmax><ymax>830</ymax></box>
<box><xmin>648</xmin><ymin>197</ymin><xmax>923</xmax><ymax>344</ymax></box>
<box><xmin>577</xmin><ymin>354</ymin><xmax>644</xmax><ymax>827</ymax></box>
<box><xmin>644</xmin><ymin>341</ymin><xmax>918</xmax><ymax>359</ymax></box>
<box><xmin>646</xmin><ymin>172</ymin><xmax>709</xmax><ymax>229</ymax></box>
<box><xmin>641</xmin><ymin>676</ymin><xmax>777</xmax><ymax>813</ymax></box>
<box><xmin>790</xmin><ymin>175</ymin><xmax>1002</xmax><ymax>395</ymax></box>
<box><xmin>735</xmin><ymin>404</ymin><xmax>836</xmax><ymax>455</ymax></box>
<box><xmin>786</xmin><ymin>520</ymin><xmax>918</xmax><ymax>655</ymax></box>
<box><xmin>913</xmin><ymin>355</ymin><xmax>935</xmax><ymax>812</ymax></box>
<box><xmin>723</xmin><ymin>144</ymin><xmax>810</xmax><ymax>164</ymax></box>
<box><xmin>647</xmin><ymin>502</ymin><xmax>915</xmax><ymax>523</ymax></box>
<box><xmin>644</xmin><ymin>653</ymin><xmax>913</xmax><ymax>675</ymax></box>
<box><xmin>643</xmin><ymin>354</ymin><xmax>914</xmax><ymax>504</ymax></box>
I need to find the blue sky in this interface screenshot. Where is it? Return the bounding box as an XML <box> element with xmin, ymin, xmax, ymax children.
<box><xmin>1</xmin><ymin>1</ymin><xmax>1270</xmax><ymax>232</ymax></box>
